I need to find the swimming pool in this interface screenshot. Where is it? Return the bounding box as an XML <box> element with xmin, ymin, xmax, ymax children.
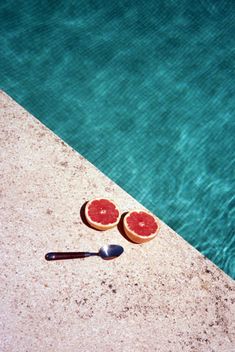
<box><xmin>1</xmin><ymin>0</ymin><xmax>234</xmax><ymax>278</ymax></box>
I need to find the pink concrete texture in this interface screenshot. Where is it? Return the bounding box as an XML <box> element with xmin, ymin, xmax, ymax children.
<box><xmin>0</xmin><ymin>91</ymin><xmax>234</xmax><ymax>352</ymax></box>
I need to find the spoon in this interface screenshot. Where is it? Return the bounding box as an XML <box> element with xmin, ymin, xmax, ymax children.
<box><xmin>45</xmin><ymin>244</ymin><xmax>124</xmax><ymax>261</ymax></box>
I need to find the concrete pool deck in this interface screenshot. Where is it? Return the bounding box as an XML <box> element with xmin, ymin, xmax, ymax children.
<box><xmin>0</xmin><ymin>90</ymin><xmax>234</xmax><ymax>351</ymax></box>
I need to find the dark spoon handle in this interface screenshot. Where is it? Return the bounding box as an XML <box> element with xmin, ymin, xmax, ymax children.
<box><xmin>45</xmin><ymin>252</ymin><xmax>92</xmax><ymax>261</ymax></box>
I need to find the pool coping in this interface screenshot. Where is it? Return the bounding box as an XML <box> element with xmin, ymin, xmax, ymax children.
<box><xmin>0</xmin><ymin>90</ymin><xmax>234</xmax><ymax>351</ymax></box>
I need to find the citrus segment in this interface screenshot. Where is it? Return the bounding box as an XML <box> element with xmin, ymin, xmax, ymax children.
<box><xmin>85</xmin><ymin>198</ymin><xmax>121</xmax><ymax>230</ymax></box>
<box><xmin>123</xmin><ymin>210</ymin><xmax>160</xmax><ymax>243</ymax></box>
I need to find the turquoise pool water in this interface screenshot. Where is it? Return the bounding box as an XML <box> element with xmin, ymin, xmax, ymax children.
<box><xmin>1</xmin><ymin>1</ymin><xmax>234</xmax><ymax>278</ymax></box>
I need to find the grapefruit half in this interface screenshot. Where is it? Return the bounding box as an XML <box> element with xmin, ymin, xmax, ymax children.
<box><xmin>85</xmin><ymin>198</ymin><xmax>121</xmax><ymax>230</ymax></box>
<box><xmin>123</xmin><ymin>210</ymin><xmax>160</xmax><ymax>243</ymax></box>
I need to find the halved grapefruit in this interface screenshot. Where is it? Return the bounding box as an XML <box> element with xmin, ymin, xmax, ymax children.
<box><xmin>85</xmin><ymin>198</ymin><xmax>121</xmax><ymax>230</ymax></box>
<box><xmin>123</xmin><ymin>210</ymin><xmax>160</xmax><ymax>243</ymax></box>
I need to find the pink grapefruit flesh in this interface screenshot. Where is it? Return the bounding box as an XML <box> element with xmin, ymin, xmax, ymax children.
<box><xmin>123</xmin><ymin>210</ymin><xmax>160</xmax><ymax>243</ymax></box>
<box><xmin>85</xmin><ymin>198</ymin><xmax>121</xmax><ymax>230</ymax></box>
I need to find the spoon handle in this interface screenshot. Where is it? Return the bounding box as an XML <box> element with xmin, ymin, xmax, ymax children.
<box><xmin>45</xmin><ymin>252</ymin><xmax>92</xmax><ymax>261</ymax></box>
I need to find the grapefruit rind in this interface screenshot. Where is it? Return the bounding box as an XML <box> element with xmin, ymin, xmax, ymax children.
<box><xmin>84</xmin><ymin>198</ymin><xmax>121</xmax><ymax>231</ymax></box>
<box><xmin>123</xmin><ymin>210</ymin><xmax>160</xmax><ymax>244</ymax></box>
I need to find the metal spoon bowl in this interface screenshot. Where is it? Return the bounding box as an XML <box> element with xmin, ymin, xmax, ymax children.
<box><xmin>99</xmin><ymin>244</ymin><xmax>124</xmax><ymax>260</ymax></box>
<box><xmin>45</xmin><ymin>244</ymin><xmax>124</xmax><ymax>261</ymax></box>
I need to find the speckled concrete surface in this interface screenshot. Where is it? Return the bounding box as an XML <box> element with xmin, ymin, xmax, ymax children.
<box><xmin>0</xmin><ymin>90</ymin><xmax>234</xmax><ymax>352</ymax></box>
